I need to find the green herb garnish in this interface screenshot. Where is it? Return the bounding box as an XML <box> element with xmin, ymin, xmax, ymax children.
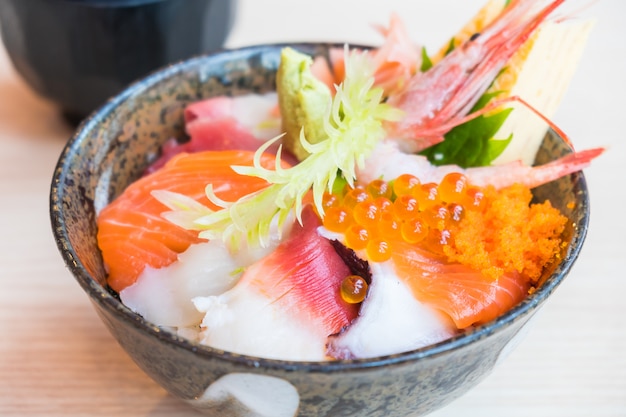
<box><xmin>419</xmin><ymin>91</ymin><xmax>512</xmax><ymax>167</ymax></box>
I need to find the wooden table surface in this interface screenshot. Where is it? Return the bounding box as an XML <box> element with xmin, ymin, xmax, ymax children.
<box><xmin>1</xmin><ymin>1</ymin><xmax>624</xmax><ymax>416</ymax></box>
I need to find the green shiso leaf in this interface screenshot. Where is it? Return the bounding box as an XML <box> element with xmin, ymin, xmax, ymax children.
<box><xmin>421</xmin><ymin>37</ymin><xmax>455</xmax><ymax>73</ymax></box>
<box><xmin>420</xmin><ymin>91</ymin><xmax>513</xmax><ymax>168</ymax></box>
<box><xmin>444</xmin><ymin>37</ymin><xmax>456</xmax><ymax>56</ymax></box>
<box><xmin>420</xmin><ymin>47</ymin><xmax>433</xmax><ymax>72</ymax></box>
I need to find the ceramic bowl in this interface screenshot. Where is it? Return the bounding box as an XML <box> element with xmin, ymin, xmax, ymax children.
<box><xmin>50</xmin><ymin>43</ymin><xmax>590</xmax><ymax>417</ymax></box>
<box><xmin>0</xmin><ymin>0</ymin><xmax>235</xmax><ymax>124</ymax></box>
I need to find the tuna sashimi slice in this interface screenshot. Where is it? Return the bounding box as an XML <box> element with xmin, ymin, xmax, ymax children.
<box><xmin>97</xmin><ymin>150</ymin><xmax>281</xmax><ymax>293</ymax></box>
<box><xmin>193</xmin><ymin>206</ymin><xmax>359</xmax><ymax>361</ymax></box>
<box><xmin>146</xmin><ymin>94</ymin><xmax>284</xmax><ymax>174</ymax></box>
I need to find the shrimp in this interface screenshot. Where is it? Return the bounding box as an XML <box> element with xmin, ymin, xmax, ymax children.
<box><xmin>358</xmin><ymin>140</ymin><xmax>604</xmax><ymax>190</ymax></box>
<box><xmin>386</xmin><ymin>0</ymin><xmax>566</xmax><ymax>152</ymax></box>
<box><xmin>368</xmin><ymin>12</ymin><xmax>421</xmax><ymax>95</ymax></box>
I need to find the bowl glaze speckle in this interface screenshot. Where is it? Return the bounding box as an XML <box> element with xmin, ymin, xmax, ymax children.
<box><xmin>50</xmin><ymin>43</ymin><xmax>590</xmax><ymax>417</ymax></box>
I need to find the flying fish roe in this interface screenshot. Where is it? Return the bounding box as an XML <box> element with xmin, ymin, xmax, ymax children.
<box><xmin>443</xmin><ymin>184</ymin><xmax>567</xmax><ymax>282</ymax></box>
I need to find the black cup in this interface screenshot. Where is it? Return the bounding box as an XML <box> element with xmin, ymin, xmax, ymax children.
<box><xmin>0</xmin><ymin>0</ymin><xmax>235</xmax><ymax>124</ymax></box>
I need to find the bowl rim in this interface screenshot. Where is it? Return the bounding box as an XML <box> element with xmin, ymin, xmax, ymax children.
<box><xmin>49</xmin><ymin>42</ymin><xmax>590</xmax><ymax>373</ymax></box>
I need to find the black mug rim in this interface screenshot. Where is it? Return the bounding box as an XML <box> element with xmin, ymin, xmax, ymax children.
<box><xmin>60</xmin><ymin>0</ymin><xmax>184</xmax><ymax>7</ymax></box>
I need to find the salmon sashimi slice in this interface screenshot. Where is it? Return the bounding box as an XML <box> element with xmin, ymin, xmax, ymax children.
<box><xmin>192</xmin><ymin>206</ymin><xmax>360</xmax><ymax>360</ymax></box>
<box><xmin>98</xmin><ymin>150</ymin><xmax>281</xmax><ymax>293</ymax></box>
<box><xmin>390</xmin><ymin>241</ymin><xmax>530</xmax><ymax>329</ymax></box>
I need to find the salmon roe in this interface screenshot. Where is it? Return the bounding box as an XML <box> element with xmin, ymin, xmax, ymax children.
<box><xmin>340</xmin><ymin>275</ymin><xmax>369</xmax><ymax>304</ymax></box>
<box><xmin>321</xmin><ymin>172</ymin><xmax>483</xmax><ymax>262</ymax></box>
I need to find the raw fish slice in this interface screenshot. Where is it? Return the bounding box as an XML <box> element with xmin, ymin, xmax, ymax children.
<box><xmin>146</xmin><ymin>94</ymin><xmax>283</xmax><ymax>173</ymax></box>
<box><xmin>391</xmin><ymin>241</ymin><xmax>530</xmax><ymax>329</ymax></box>
<box><xmin>120</xmin><ymin>240</ymin><xmax>253</xmax><ymax>327</ymax></box>
<box><xmin>98</xmin><ymin>150</ymin><xmax>280</xmax><ymax>293</ymax></box>
<box><xmin>120</xmin><ymin>219</ymin><xmax>288</xmax><ymax>328</ymax></box>
<box><xmin>185</xmin><ymin>93</ymin><xmax>279</xmax><ymax>131</ymax></box>
<box><xmin>193</xmin><ymin>206</ymin><xmax>359</xmax><ymax>361</ymax></box>
<box><xmin>327</xmin><ymin>262</ymin><xmax>457</xmax><ymax>360</ymax></box>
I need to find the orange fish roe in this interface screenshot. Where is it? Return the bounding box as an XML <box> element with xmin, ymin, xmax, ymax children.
<box><xmin>443</xmin><ymin>183</ymin><xmax>567</xmax><ymax>282</ymax></box>
<box><xmin>340</xmin><ymin>275</ymin><xmax>369</xmax><ymax>304</ymax></box>
<box><xmin>321</xmin><ymin>173</ymin><xmax>567</xmax><ymax>282</ymax></box>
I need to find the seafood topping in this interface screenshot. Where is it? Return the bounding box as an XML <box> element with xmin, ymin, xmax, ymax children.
<box><xmin>97</xmin><ymin>0</ymin><xmax>604</xmax><ymax>361</ymax></box>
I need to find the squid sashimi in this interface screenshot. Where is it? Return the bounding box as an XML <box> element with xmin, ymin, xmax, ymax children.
<box><xmin>97</xmin><ymin>150</ymin><xmax>285</xmax><ymax>292</ymax></box>
<box><xmin>192</xmin><ymin>206</ymin><xmax>359</xmax><ymax>360</ymax></box>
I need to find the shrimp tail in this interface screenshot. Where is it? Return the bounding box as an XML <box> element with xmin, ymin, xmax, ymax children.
<box><xmin>467</xmin><ymin>147</ymin><xmax>605</xmax><ymax>189</ymax></box>
<box><xmin>359</xmin><ymin>140</ymin><xmax>604</xmax><ymax>191</ymax></box>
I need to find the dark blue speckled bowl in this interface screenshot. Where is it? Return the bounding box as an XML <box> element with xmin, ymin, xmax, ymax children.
<box><xmin>49</xmin><ymin>44</ymin><xmax>590</xmax><ymax>417</ymax></box>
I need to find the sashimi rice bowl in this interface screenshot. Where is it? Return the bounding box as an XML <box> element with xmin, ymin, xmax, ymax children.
<box><xmin>50</xmin><ymin>1</ymin><xmax>602</xmax><ymax>416</ymax></box>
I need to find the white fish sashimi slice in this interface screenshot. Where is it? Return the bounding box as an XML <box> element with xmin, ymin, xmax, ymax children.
<box><xmin>193</xmin><ymin>291</ymin><xmax>327</xmax><ymax>361</ymax></box>
<box><xmin>327</xmin><ymin>262</ymin><xmax>457</xmax><ymax>360</ymax></box>
<box><xmin>120</xmin><ymin>239</ymin><xmax>275</xmax><ymax>328</ymax></box>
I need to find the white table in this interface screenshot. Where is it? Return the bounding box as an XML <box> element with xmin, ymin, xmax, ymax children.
<box><xmin>1</xmin><ymin>1</ymin><xmax>624</xmax><ymax>416</ymax></box>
